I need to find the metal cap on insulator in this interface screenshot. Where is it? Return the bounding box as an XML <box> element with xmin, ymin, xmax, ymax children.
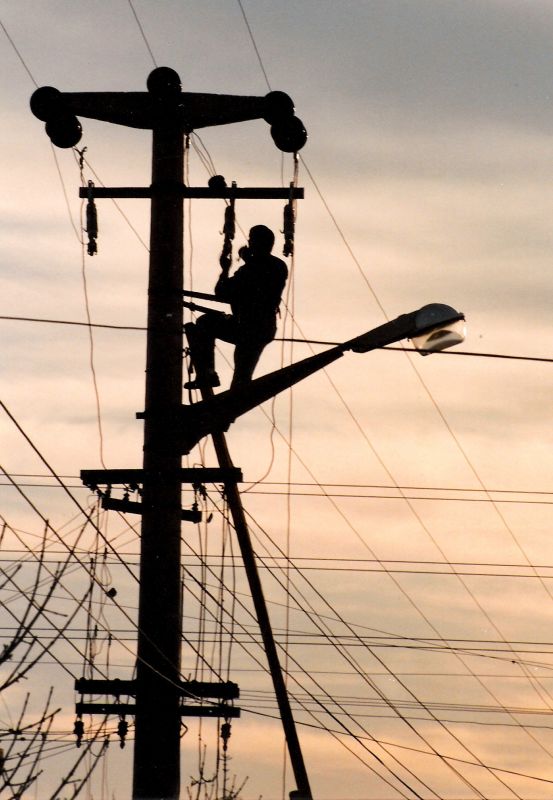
<box><xmin>45</xmin><ymin>113</ymin><xmax>83</xmax><ymax>148</ymax></box>
<box><xmin>73</xmin><ymin>718</ymin><xmax>85</xmax><ymax>748</ymax></box>
<box><xmin>147</xmin><ymin>66</ymin><xmax>182</xmax><ymax>97</ymax></box>
<box><xmin>263</xmin><ymin>90</ymin><xmax>295</xmax><ymax>123</ymax></box>
<box><xmin>208</xmin><ymin>174</ymin><xmax>227</xmax><ymax>190</ymax></box>
<box><xmin>117</xmin><ymin>718</ymin><xmax>128</xmax><ymax>748</ymax></box>
<box><xmin>30</xmin><ymin>86</ymin><xmax>63</xmax><ymax>121</ymax></box>
<box><xmin>270</xmin><ymin>116</ymin><xmax>307</xmax><ymax>153</ymax></box>
<box><xmin>30</xmin><ymin>85</ymin><xmax>83</xmax><ymax>148</ymax></box>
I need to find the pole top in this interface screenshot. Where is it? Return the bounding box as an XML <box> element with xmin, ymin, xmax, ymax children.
<box><xmin>30</xmin><ymin>68</ymin><xmax>308</xmax><ymax>152</ymax></box>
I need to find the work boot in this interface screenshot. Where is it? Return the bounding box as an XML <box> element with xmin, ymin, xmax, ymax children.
<box><xmin>184</xmin><ymin>369</ymin><xmax>220</xmax><ymax>390</ymax></box>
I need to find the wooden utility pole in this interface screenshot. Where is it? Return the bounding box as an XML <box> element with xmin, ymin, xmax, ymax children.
<box><xmin>133</xmin><ymin>121</ymin><xmax>184</xmax><ymax>800</ymax></box>
<box><xmin>31</xmin><ymin>67</ymin><xmax>309</xmax><ymax>800</ymax></box>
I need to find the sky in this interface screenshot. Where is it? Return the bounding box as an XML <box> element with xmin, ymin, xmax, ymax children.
<box><xmin>2</xmin><ymin>1</ymin><xmax>553</xmax><ymax>798</ymax></box>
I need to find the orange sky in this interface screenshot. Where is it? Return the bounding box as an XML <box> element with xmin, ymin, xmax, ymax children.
<box><xmin>2</xmin><ymin>2</ymin><xmax>553</xmax><ymax>798</ymax></box>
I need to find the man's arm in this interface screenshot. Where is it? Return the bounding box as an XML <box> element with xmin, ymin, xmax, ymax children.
<box><xmin>214</xmin><ymin>252</ymin><xmax>234</xmax><ymax>301</ymax></box>
<box><xmin>271</xmin><ymin>257</ymin><xmax>289</xmax><ymax>303</ymax></box>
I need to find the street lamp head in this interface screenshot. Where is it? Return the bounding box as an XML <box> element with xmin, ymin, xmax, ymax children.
<box><xmin>410</xmin><ymin>303</ymin><xmax>466</xmax><ymax>355</ymax></box>
<box><xmin>343</xmin><ymin>302</ymin><xmax>465</xmax><ymax>354</ymax></box>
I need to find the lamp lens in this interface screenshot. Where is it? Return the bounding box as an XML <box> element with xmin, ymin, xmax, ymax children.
<box><xmin>412</xmin><ymin>319</ymin><xmax>466</xmax><ymax>355</ymax></box>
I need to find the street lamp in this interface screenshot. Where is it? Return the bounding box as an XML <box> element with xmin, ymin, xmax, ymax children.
<box><xmin>179</xmin><ymin>303</ymin><xmax>465</xmax><ymax>453</ymax></box>
<box><xmin>344</xmin><ymin>303</ymin><xmax>466</xmax><ymax>354</ymax></box>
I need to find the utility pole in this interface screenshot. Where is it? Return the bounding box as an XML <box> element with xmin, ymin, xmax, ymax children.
<box><xmin>133</xmin><ymin>116</ymin><xmax>184</xmax><ymax>799</ymax></box>
<box><xmin>31</xmin><ymin>67</ymin><xmax>308</xmax><ymax>800</ymax></box>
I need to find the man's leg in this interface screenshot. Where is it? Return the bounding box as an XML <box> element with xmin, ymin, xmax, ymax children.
<box><xmin>184</xmin><ymin>313</ymin><xmax>237</xmax><ymax>389</ymax></box>
<box><xmin>231</xmin><ymin>338</ymin><xmax>269</xmax><ymax>390</ymax></box>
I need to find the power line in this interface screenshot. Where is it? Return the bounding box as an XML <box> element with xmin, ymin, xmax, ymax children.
<box><xmin>0</xmin><ymin>18</ymin><xmax>38</xmax><ymax>87</ymax></box>
<box><xmin>4</xmin><ymin>473</ymin><xmax>553</xmax><ymax>498</ymax></box>
<box><xmin>127</xmin><ymin>0</ymin><xmax>157</xmax><ymax>67</ymax></box>
<box><xmin>0</xmin><ymin>314</ymin><xmax>146</xmax><ymax>331</ymax></box>
<box><xmin>2</xmin><ymin>314</ymin><xmax>553</xmax><ymax>363</ymax></box>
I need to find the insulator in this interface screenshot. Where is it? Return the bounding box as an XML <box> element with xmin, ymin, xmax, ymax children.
<box><xmin>30</xmin><ymin>86</ymin><xmax>63</xmax><ymax>122</ymax></box>
<box><xmin>45</xmin><ymin>112</ymin><xmax>82</xmax><ymax>149</ymax></box>
<box><xmin>270</xmin><ymin>116</ymin><xmax>307</xmax><ymax>153</ymax></box>
<box><xmin>223</xmin><ymin>202</ymin><xmax>235</xmax><ymax>242</ymax></box>
<box><xmin>220</xmin><ymin>721</ymin><xmax>231</xmax><ymax>751</ymax></box>
<box><xmin>30</xmin><ymin>85</ymin><xmax>83</xmax><ymax>148</ymax></box>
<box><xmin>208</xmin><ymin>174</ymin><xmax>227</xmax><ymax>191</ymax></box>
<box><xmin>147</xmin><ymin>67</ymin><xmax>182</xmax><ymax>97</ymax></box>
<box><xmin>263</xmin><ymin>91</ymin><xmax>295</xmax><ymax>124</ymax></box>
<box><xmin>117</xmin><ymin>718</ymin><xmax>128</xmax><ymax>749</ymax></box>
<box><xmin>73</xmin><ymin>718</ymin><xmax>84</xmax><ymax>748</ymax></box>
<box><xmin>283</xmin><ymin>200</ymin><xmax>295</xmax><ymax>257</ymax></box>
<box><xmin>86</xmin><ymin>184</ymin><xmax>98</xmax><ymax>256</ymax></box>
<box><xmin>220</xmin><ymin>192</ymin><xmax>236</xmax><ymax>266</ymax></box>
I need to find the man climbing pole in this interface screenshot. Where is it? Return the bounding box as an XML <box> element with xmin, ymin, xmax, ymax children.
<box><xmin>185</xmin><ymin>224</ymin><xmax>288</xmax><ymax>391</ymax></box>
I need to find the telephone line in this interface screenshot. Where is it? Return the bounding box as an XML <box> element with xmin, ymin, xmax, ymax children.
<box><xmin>1</xmin><ymin>313</ymin><xmax>551</xmax><ymax>363</ymax></box>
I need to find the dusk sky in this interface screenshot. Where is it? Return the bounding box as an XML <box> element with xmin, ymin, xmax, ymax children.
<box><xmin>2</xmin><ymin>2</ymin><xmax>553</xmax><ymax>799</ymax></box>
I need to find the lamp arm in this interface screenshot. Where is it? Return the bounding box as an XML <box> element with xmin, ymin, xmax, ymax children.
<box><xmin>179</xmin><ymin>302</ymin><xmax>465</xmax><ymax>453</ymax></box>
<box><xmin>343</xmin><ymin>312</ymin><xmax>417</xmax><ymax>354</ymax></box>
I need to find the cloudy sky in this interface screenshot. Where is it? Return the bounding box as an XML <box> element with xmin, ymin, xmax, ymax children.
<box><xmin>2</xmin><ymin>1</ymin><xmax>553</xmax><ymax>798</ymax></box>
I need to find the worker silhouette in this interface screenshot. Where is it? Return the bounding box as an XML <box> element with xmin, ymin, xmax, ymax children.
<box><xmin>185</xmin><ymin>225</ymin><xmax>288</xmax><ymax>391</ymax></box>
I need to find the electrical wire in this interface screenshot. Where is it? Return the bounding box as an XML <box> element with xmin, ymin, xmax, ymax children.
<box><xmin>231</xmin><ymin>7</ymin><xmax>553</xmax><ymax>781</ymax></box>
<box><xmin>3</xmin><ymin>313</ymin><xmax>553</xmax><ymax>365</ymax></box>
<box><xmin>127</xmin><ymin>0</ymin><xmax>157</xmax><ymax>67</ymax></box>
<box><xmin>5</xmin><ymin>5</ymin><xmax>553</xmax><ymax>796</ymax></box>
<box><xmin>204</xmin><ymin>488</ymin><xmax>514</xmax><ymax>798</ymax></box>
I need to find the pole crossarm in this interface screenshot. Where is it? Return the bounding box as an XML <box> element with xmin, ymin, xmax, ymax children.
<box><xmin>75</xmin><ymin>678</ymin><xmax>239</xmax><ymax>700</ymax></box>
<box><xmin>30</xmin><ymin>66</ymin><xmax>308</xmax><ymax>153</ymax></box>
<box><xmin>80</xmin><ymin>466</ymin><xmax>242</xmax><ymax>488</ymax></box>
<box><xmin>76</xmin><ymin>703</ymin><xmax>241</xmax><ymax>719</ymax></box>
<box><xmin>34</xmin><ymin>91</ymin><xmax>275</xmax><ymax>131</ymax></box>
<box><xmin>78</xmin><ymin>186</ymin><xmax>304</xmax><ymax>200</ymax></box>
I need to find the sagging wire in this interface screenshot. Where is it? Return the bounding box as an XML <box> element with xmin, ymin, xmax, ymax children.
<box><xmin>182</xmin><ymin>543</ymin><xmax>426</xmax><ymax>799</ymax></box>
<box><xmin>241</xmin><ymin>153</ymin><xmax>300</xmax><ymax>494</ymax></box>
<box><xmin>215</xmin><ymin>499</ymin><xmax>232</xmax><ymax>800</ymax></box>
<box><xmin>74</xmin><ymin>148</ymin><xmax>108</xmax><ymax>470</ymax></box>
<box><xmin>182</xmin><ymin>489</ymin><xmax>241</xmax><ymax>799</ymax></box>
<box><xmin>204</xmin><ymin>486</ymin><xmax>511</xmax><ymax>799</ymax></box>
<box><xmin>239</xmin><ymin>499</ymin><xmax>525</xmax><ymax>799</ymax></box>
<box><xmin>191</xmin><ymin>133</ymin><xmax>218</xmax><ymax>179</ymax></box>
<box><xmin>187</xmin><ymin>500</ymin><xmax>429</xmax><ymax>797</ymax></box>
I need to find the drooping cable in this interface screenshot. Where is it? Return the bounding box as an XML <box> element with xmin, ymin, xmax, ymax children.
<box><xmin>127</xmin><ymin>0</ymin><xmax>157</xmax><ymax>67</ymax></box>
<box><xmin>75</xmin><ymin>149</ymin><xmax>108</xmax><ymax>469</ymax></box>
